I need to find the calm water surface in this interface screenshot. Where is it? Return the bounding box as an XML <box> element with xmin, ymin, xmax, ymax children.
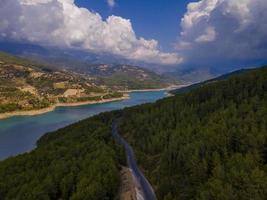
<box><xmin>0</xmin><ymin>91</ymin><xmax>166</xmax><ymax>160</ymax></box>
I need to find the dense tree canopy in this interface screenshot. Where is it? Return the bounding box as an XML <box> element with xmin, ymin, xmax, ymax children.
<box><xmin>119</xmin><ymin>66</ymin><xmax>267</xmax><ymax>200</ymax></box>
<box><xmin>0</xmin><ymin>114</ymin><xmax>121</xmax><ymax>200</ymax></box>
<box><xmin>0</xmin><ymin>66</ymin><xmax>266</xmax><ymax>200</ymax></box>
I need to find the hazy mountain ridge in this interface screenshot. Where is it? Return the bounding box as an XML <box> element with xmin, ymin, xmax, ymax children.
<box><xmin>24</xmin><ymin>53</ymin><xmax>179</xmax><ymax>90</ymax></box>
<box><xmin>163</xmin><ymin>67</ymin><xmax>215</xmax><ymax>84</ymax></box>
<box><xmin>75</xmin><ymin>64</ymin><xmax>178</xmax><ymax>90</ymax></box>
<box><xmin>0</xmin><ymin>41</ymin><xmax>178</xmax><ymax>89</ymax></box>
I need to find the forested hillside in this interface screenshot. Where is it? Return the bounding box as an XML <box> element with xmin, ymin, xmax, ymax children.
<box><xmin>93</xmin><ymin>64</ymin><xmax>176</xmax><ymax>90</ymax></box>
<box><xmin>170</xmin><ymin>68</ymin><xmax>254</xmax><ymax>95</ymax></box>
<box><xmin>0</xmin><ymin>66</ymin><xmax>266</xmax><ymax>200</ymax></box>
<box><xmin>118</xmin><ymin>66</ymin><xmax>267</xmax><ymax>199</ymax></box>
<box><xmin>0</xmin><ymin>113</ymin><xmax>122</xmax><ymax>200</ymax></box>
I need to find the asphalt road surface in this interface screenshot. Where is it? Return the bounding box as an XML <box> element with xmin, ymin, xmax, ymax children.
<box><xmin>112</xmin><ymin>121</ymin><xmax>157</xmax><ymax>200</ymax></box>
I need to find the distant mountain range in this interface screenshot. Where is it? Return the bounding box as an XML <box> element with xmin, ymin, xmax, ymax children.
<box><xmin>163</xmin><ymin>67</ymin><xmax>215</xmax><ymax>84</ymax></box>
<box><xmin>2</xmin><ymin>41</ymin><xmax>267</xmax><ymax>85</ymax></box>
<box><xmin>0</xmin><ymin>41</ymin><xmax>214</xmax><ymax>84</ymax></box>
<box><xmin>0</xmin><ymin>41</ymin><xmax>179</xmax><ymax>88</ymax></box>
<box><xmin>0</xmin><ymin>41</ymin><xmax>160</xmax><ymax>71</ymax></box>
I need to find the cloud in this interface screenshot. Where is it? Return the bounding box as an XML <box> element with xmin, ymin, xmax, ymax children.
<box><xmin>177</xmin><ymin>0</ymin><xmax>267</xmax><ymax>66</ymax></box>
<box><xmin>195</xmin><ymin>26</ymin><xmax>216</xmax><ymax>43</ymax></box>
<box><xmin>107</xmin><ymin>0</ymin><xmax>115</xmax><ymax>8</ymax></box>
<box><xmin>0</xmin><ymin>0</ymin><xmax>181</xmax><ymax>65</ymax></box>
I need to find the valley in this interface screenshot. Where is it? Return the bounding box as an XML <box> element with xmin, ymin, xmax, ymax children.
<box><xmin>0</xmin><ymin>52</ymin><xmax>176</xmax><ymax>119</ymax></box>
<box><xmin>0</xmin><ymin>90</ymin><xmax>166</xmax><ymax>160</ymax></box>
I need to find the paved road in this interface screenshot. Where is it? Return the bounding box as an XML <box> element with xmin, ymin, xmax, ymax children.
<box><xmin>112</xmin><ymin>121</ymin><xmax>157</xmax><ymax>200</ymax></box>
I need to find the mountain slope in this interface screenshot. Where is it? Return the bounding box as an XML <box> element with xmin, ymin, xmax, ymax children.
<box><xmin>118</xmin><ymin>66</ymin><xmax>267</xmax><ymax>199</ymax></box>
<box><xmin>90</xmin><ymin>64</ymin><xmax>177</xmax><ymax>90</ymax></box>
<box><xmin>0</xmin><ymin>52</ymin><xmax>123</xmax><ymax>114</ymax></box>
<box><xmin>0</xmin><ymin>114</ymin><xmax>121</xmax><ymax>200</ymax></box>
<box><xmin>44</xmin><ymin>62</ymin><xmax>178</xmax><ymax>90</ymax></box>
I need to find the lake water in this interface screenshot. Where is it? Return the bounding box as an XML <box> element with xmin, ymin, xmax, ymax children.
<box><xmin>0</xmin><ymin>91</ymin><xmax>166</xmax><ymax>160</ymax></box>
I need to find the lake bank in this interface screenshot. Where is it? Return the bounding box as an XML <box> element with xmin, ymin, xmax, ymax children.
<box><xmin>119</xmin><ymin>84</ymin><xmax>187</xmax><ymax>93</ymax></box>
<box><xmin>0</xmin><ymin>94</ymin><xmax>129</xmax><ymax>120</ymax></box>
<box><xmin>0</xmin><ymin>85</ymin><xmax>187</xmax><ymax>120</ymax></box>
<box><xmin>0</xmin><ymin>91</ymin><xmax>166</xmax><ymax>160</ymax></box>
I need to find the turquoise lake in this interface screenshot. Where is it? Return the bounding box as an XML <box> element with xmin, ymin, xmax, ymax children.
<box><xmin>0</xmin><ymin>91</ymin><xmax>166</xmax><ymax>160</ymax></box>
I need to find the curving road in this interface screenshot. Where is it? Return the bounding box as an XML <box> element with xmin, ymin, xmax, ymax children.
<box><xmin>112</xmin><ymin>121</ymin><xmax>157</xmax><ymax>200</ymax></box>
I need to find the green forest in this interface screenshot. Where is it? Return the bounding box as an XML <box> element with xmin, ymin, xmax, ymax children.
<box><xmin>0</xmin><ymin>114</ymin><xmax>122</xmax><ymax>200</ymax></box>
<box><xmin>0</xmin><ymin>66</ymin><xmax>266</xmax><ymax>200</ymax></box>
<box><xmin>119</xmin><ymin>66</ymin><xmax>267</xmax><ymax>199</ymax></box>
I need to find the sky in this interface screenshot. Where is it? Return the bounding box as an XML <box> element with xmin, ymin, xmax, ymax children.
<box><xmin>0</xmin><ymin>0</ymin><xmax>267</xmax><ymax>70</ymax></box>
<box><xmin>75</xmin><ymin>0</ymin><xmax>193</xmax><ymax>51</ymax></box>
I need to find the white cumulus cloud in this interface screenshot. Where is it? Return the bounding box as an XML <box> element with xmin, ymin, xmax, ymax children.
<box><xmin>195</xmin><ymin>26</ymin><xmax>216</xmax><ymax>43</ymax></box>
<box><xmin>177</xmin><ymin>0</ymin><xmax>267</xmax><ymax>66</ymax></box>
<box><xmin>0</xmin><ymin>0</ymin><xmax>181</xmax><ymax>65</ymax></box>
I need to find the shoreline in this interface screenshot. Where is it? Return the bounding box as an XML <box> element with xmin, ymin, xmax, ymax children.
<box><xmin>0</xmin><ymin>94</ymin><xmax>129</xmax><ymax>120</ymax></box>
<box><xmin>119</xmin><ymin>84</ymin><xmax>187</xmax><ymax>93</ymax></box>
<box><xmin>0</xmin><ymin>85</ymin><xmax>189</xmax><ymax>120</ymax></box>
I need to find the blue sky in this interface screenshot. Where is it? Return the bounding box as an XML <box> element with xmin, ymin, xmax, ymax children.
<box><xmin>75</xmin><ymin>0</ymin><xmax>193</xmax><ymax>51</ymax></box>
<box><xmin>0</xmin><ymin>0</ymin><xmax>267</xmax><ymax>70</ymax></box>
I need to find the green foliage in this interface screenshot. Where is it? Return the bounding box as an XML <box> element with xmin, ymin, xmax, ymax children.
<box><xmin>0</xmin><ymin>103</ymin><xmax>20</xmax><ymax>113</ymax></box>
<box><xmin>170</xmin><ymin>68</ymin><xmax>256</xmax><ymax>95</ymax></box>
<box><xmin>119</xmin><ymin>66</ymin><xmax>267</xmax><ymax>200</ymax></box>
<box><xmin>1</xmin><ymin>64</ymin><xmax>266</xmax><ymax>200</ymax></box>
<box><xmin>103</xmin><ymin>92</ymin><xmax>123</xmax><ymax>99</ymax></box>
<box><xmin>0</xmin><ymin>87</ymin><xmax>51</xmax><ymax>113</ymax></box>
<box><xmin>0</xmin><ymin>113</ymin><xmax>120</xmax><ymax>200</ymax></box>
